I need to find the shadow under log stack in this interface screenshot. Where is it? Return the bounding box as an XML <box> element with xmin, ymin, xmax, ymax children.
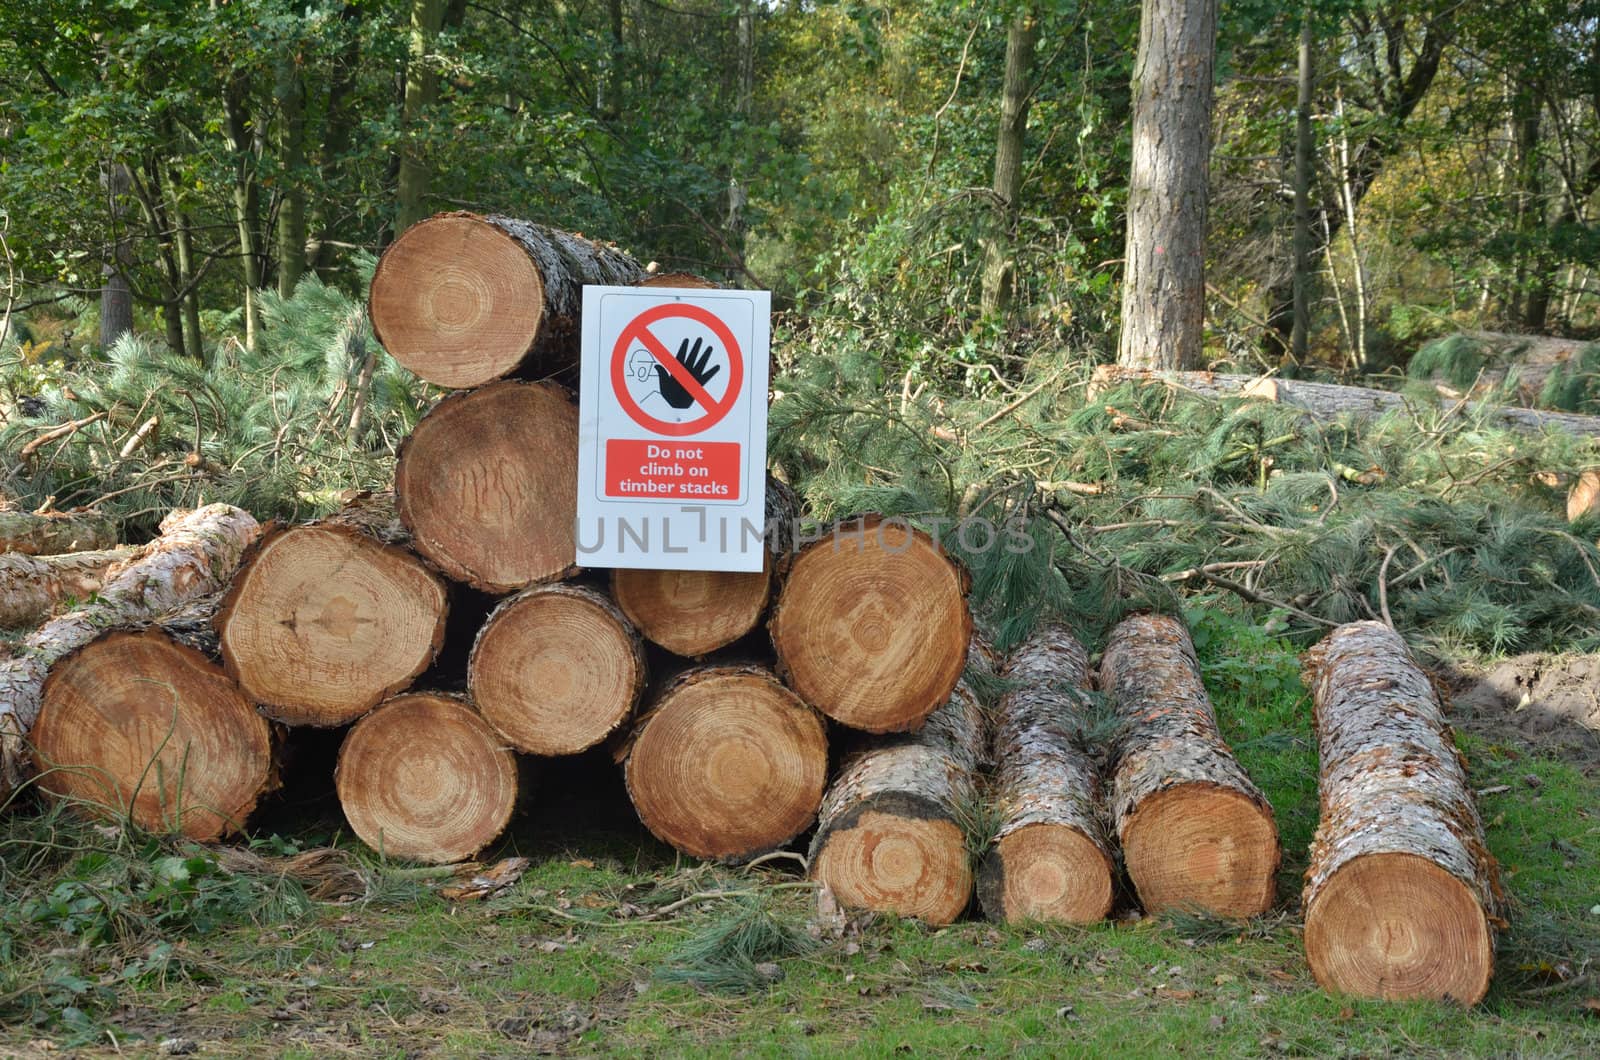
<box><xmin>1301</xmin><ymin>621</ymin><xmax>1500</xmax><ymax>1005</ymax></box>
<box><xmin>334</xmin><ymin>692</ymin><xmax>518</xmax><ymax>864</ymax></box>
<box><xmin>978</xmin><ymin>626</ymin><xmax>1115</xmax><ymax>924</ymax></box>
<box><xmin>1099</xmin><ymin>613</ymin><xmax>1279</xmax><ymax>918</ymax></box>
<box><xmin>621</xmin><ymin>665</ymin><xmax>827</xmax><ymax>863</ymax></box>
<box><xmin>469</xmin><ymin>583</ymin><xmax>646</xmax><ymax>756</ymax></box>
<box><xmin>395</xmin><ymin>380</ymin><xmax>578</xmax><ymax>593</ymax></box>
<box><xmin>770</xmin><ymin>516</ymin><xmax>972</xmax><ymax>733</ymax></box>
<box><xmin>368</xmin><ymin>212</ymin><xmax>647</xmax><ymax>389</ymax></box>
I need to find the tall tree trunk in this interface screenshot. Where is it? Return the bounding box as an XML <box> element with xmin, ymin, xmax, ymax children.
<box><xmin>310</xmin><ymin>3</ymin><xmax>364</xmax><ymax>275</ymax></box>
<box><xmin>98</xmin><ymin>164</ymin><xmax>135</xmax><ymax>350</ymax></box>
<box><xmin>1291</xmin><ymin>8</ymin><xmax>1314</xmax><ymax>366</ymax></box>
<box><xmin>1512</xmin><ymin>95</ymin><xmax>1555</xmax><ymax>331</ymax></box>
<box><xmin>981</xmin><ymin>12</ymin><xmax>1039</xmax><ymax>317</ymax></box>
<box><xmin>1116</xmin><ymin>0</ymin><xmax>1219</xmax><ymax>369</ymax></box>
<box><xmin>223</xmin><ymin>79</ymin><xmax>264</xmax><ymax>350</ymax></box>
<box><xmin>275</xmin><ymin>53</ymin><xmax>309</xmax><ymax>298</ymax></box>
<box><xmin>396</xmin><ymin>0</ymin><xmax>451</xmax><ymax>234</ymax></box>
<box><xmin>600</xmin><ymin>0</ymin><xmax>625</xmax><ymax>119</ymax></box>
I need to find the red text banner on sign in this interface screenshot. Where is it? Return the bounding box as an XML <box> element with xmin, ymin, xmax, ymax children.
<box><xmin>604</xmin><ymin>439</ymin><xmax>742</xmax><ymax>500</ymax></box>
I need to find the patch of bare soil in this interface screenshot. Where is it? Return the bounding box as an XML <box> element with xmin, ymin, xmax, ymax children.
<box><xmin>1444</xmin><ymin>653</ymin><xmax>1600</xmax><ymax>772</ymax></box>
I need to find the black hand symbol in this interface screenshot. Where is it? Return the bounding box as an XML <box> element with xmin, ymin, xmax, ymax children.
<box><xmin>654</xmin><ymin>337</ymin><xmax>721</xmax><ymax>410</ymax></box>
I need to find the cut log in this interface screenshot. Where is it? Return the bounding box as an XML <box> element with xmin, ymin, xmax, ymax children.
<box><xmin>216</xmin><ymin>500</ymin><xmax>448</xmax><ymax>727</ymax></box>
<box><xmin>1301</xmin><ymin>621</ymin><xmax>1500</xmax><ymax>1004</ymax></box>
<box><xmin>468</xmin><ymin>583</ymin><xmax>645</xmax><ymax>756</ymax></box>
<box><xmin>1569</xmin><ymin>469</ymin><xmax>1600</xmax><ymax>522</ymax></box>
<box><xmin>977</xmin><ymin>626</ymin><xmax>1115</xmax><ymax>924</ymax></box>
<box><xmin>621</xmin><ymin>665</ymin><xmax>826</xmax><ymax>863</ymax></box>
<box><xmin>0</xmin><ymin>509</ymin><xmax>117</xmax><ymax>555</ymax></box>
<box><xmin>641</xmin><ymin>272</ymin><xmax>720</xmax><ymax>289</ymax></box>
<box><xmin>810</xmin><ymin>671</ymin><xmax>986</xmax><ymax>925</ymax></box>
<box><xmin>1091</xmin><ymin>365</ymin><xmax>1600</xmax><ymax>437</ymax></box>
<box><xmin>0</xmin><ymin>546</ymin><xmax>141</xmax><ymax>628</ymax></box>
<box><xmin>1412</xmin><ymin>331</ymin><xmax>1598</xmax><ymax>407</ymax></box>
<box><xmin>770</xmin><ymin>515</ymin><xmax>972</xmax><ymax>733</ymax></box>
<box><xmin>30</xmin><ymin>628</ymin><xmax>273</xmax><ymax>840</ymax></box>
<box><xmin>369</xmin><ymin>212</ymin><xmax>647</xmax><ymax>388</ymax></box>
<box><xmin>0</xmin><ymin>504</ymin><xmax>260</xmax><ymax>801</ymax></box>
<box><xmin>1099</xmin><ymin>613</ymin><xmax>1279</xmax><ymax>917</ymax></box>
<box><xmin>334</xmin><ymin>692</ymin><xmax>518</xmax><ymax>864</ymax></box>
<box><xmin>395</xmin><ymin>381</ymin><xmax>578</xmax><ymax>593</ymax></box>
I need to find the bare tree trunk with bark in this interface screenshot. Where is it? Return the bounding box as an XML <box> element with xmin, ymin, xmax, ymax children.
<box><xmin>981</xmin><ymin>11</ymin><xmax>1038</xmax><ymax>317</ymax></box>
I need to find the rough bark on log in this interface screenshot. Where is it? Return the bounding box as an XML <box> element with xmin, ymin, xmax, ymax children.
<box><xmin>1301</xmin><ymin>621</ymin><xmax>1500</xmax><ymax>1004</ymax></box>
<box><xmin>620</xmin><ymin>664</ymin><xmax>826</xmax><ymax>863</ymax></box>
<box><xmin>810</xmin><ymin>663</ymin><xmax>987</xmax><ymax>925</ymax></box>
<box><xmin>30</xmin><ymin>627</ymin><xmax>274</xmax><ymax>840</ymax></box>
<box><xmin>216</xmin><ymin>496</ymin><xmax>448</xmax><ymax>727</ymax></box>
<box><xmin>770</xmin><ymin>515</ymin><xmax>972</xmax><ymax>733</ymax></box>
<box><xmin>1569</xmin><ymin>469</ymin><xmax>1600</xmax><ymax>521</ymax></box>
<box><xmin>977</xmin><ymin>626</ymin><xmax>1115</xmax><ymax>924</ymax></box>
<box><xmin>0</xmin><ymin>504</ymin><xmax>260</xmax><ymax>802</ymax></box>
<box><xmin>395</xmin><ymin>380</ymin><xmax>579</xmax><ymax>593</ymax></box>
<box><xmin>1099</xmin><ymin>613</ymin><xmax>1279</xmax><ymax>917</ymax></box>
<box><xmin>368</xmin><ymin>211</ymin><xmax>647</xmax><ymax>388</ymax></box>
<box><xmin>0</xmin><ymin>546</ymin><xmax>142</xmax><ymax>628</ymax></box>
<box><xmin>1090</xmin><ymin>365</ymin><xmax>1600</xmax><ymax>437</ymax></box>
<box><xmin>641</xmin><ymin>272</ymin><xmax>720</xmax><ymax>289</ymax></box>
<box><xmin>334</xmin><ymin>691</ymin><xmax>518</xmax><ymax>864</ymax></box>
<box><xmin>0</xmin><ymin>509</ymin><xmax>118</xmax><ymax>555</ymax></box>
<box><xmin>468</xmin><ymin>583</ymin><xmax>646</xmax><ymax>756</ymax></box>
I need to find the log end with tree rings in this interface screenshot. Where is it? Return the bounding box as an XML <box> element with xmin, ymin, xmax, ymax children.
<box><xmin>217</xmin><ymin>524</ymin><xmax>447</xmax><ymax>727</ymax></box>
<box><xmin>770</xmin><ymin>516</ymin><xmax>972</xmax><ymax>733</ymax></box>
<box><xmin>1120</xmin><ymin>783</ymin><xmax>1279</xmax><ymax>917</ymax></box>
<box><xmin>977</xmin><ymin>822</ymin><xmax>1114</xmax><ymax>924</ymax></box>
<box><xmin>623</xmin><ymin>666</ymin><xmax>827</xmax><ymax>863</ymax></box>
<box><xmin>31</xmin><ymin>631</ymin><xmax>273</xmax><ymax>841</ymax></box>
<box><xmin>368</xmin><ymin>213</ymin><xmax>546</xmax><ymax>389</ymax></box>
<box><xmin>395</xmin><ymin>381</ymin><xmax>578</xmax><ymax>593</ymax></box>
<box><xmin>468</xmin><ymin>584</ymin><xmax>645</xmax><ymax>755</ymax></box>
<box><xmin>811</xmin><ymin>792</ymin><xmax>973</xmax><ymax>926</ymax></box>
<box><xmin>610</xmin><ymin>559</ymin><xmax>772</xmax><ymax>657</ymax></box>
<box><xmin>334</xmin><ymin>692</ymin><xmax>517</xmax><ymax>864</ymax></box>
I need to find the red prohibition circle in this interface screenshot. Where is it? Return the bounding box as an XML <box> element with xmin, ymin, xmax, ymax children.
<box><xmin>610</xmin><ymin>302</ymin><xmax>744</xmax><ymax>437</ymax></box>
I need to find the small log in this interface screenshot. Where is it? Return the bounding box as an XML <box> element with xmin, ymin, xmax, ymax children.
<box><xmin>30</xmin><ymin>627</ymin><xmax>274</xmax><ymax>840</ymax></box>
<box><xmin>368</xmin><ymin>212</ymin><xmax>647</xmax><ymax>388</ymax></box>
<box><xmin>0</xmin><ymin>546</ymin><xmax>141</xmax><ymax>628</ymax></box>
<box><xmin>1099</xmin><ymin>613</ymin><xmax>1279</xmax><ymax>917</ymax></box>
<box><xmin>621</xmin><ymin>665</ymin><xmax>827</xmax><ymax>863</ymax></box>
<box><xmin>809</xmin><ymin>669</ymin><xmax>987</xmax><ymax>925</ymax></box>
<box><xmin>395</xmin><ymin>380</ymin><xmax>578</xmax><ymax>593</ymax></box>
<box><xmin>1301</xmin><ymin>621</ymin><xmax>1500</xmax><ymax>1004</ymax></box>
<box><xmin>977</xmin><ymin>626</ymin><xmax>1115</xmax><ymax>924</ymax></box>
<box><xmin>1569</xmin><ymin>469</ymin><xmax>1600</xmax><ymax>522</ymax></box>
<box><xmin>334</xmin><ymin>692</ymin><xmax>518</xmax><ymax>864</ymax></box>
<box><xmin>770</xmin><ymin>515</ymin><xmax>972</xmax><ymax>733</ymax></box>
<box><xmin>468</xmin><ymin>583</ymin><xmax>646</xmax><ymax>756</ymax></box>
<box><xmin>0</xmin><ymin>509</ymin><xmax>118</xmax><ymax>555</ymax></box>
<box><xmin>0</xmin><ymin>505</ymin><xmax>260</xmax><ymax>801</ymax></box>
<box><xmin>216</xmin><ymin>499</ymin><xmax>448</xmax><ymax>727</ymax></box>
<box><xmin>641</xmin><ymin>272</ymin><xmax>720</xmax><ymax>289</ymax></box>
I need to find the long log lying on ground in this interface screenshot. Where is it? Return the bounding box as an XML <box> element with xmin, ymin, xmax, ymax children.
<box><xmin>1415</xmin><ymin>331</ymin><xmax>1596</xmax><ymax>406</ymax></box>
<box><xmin>0</xmin><ymin>546</ymin><xmax>141</xmax><ymax>628</ymax></box>
<box><xmin>369</xmin><ymin>212</ymin><xmax>647</xmax><ymax>388</ymax></box>
<box><xmin>395</xmin><ymin>380</ymin><xmax>578</xmax><ymax>593</ymax></box>
<box><xmin>469</xmin><ymin>583</ymin><xmax>646</xmax><ymax>756</ymax></box>
<box><xmin>0</xmin><ymin>509</ymin><xmax>118</xmax><ymax>555</ymax></box>
<box><xmin>810</xmin><ymin>670</ymin><xmax>987</xmax><ymax>925</ymax></box>
<box><xmin>1099</xmin><ymin>613</ymin><xmax>1279</xmax><ymax>917</ymax></box>
<box><xmin>1301</xmin><ymin>621</ymin><xmax>1500</xmax><ymax>1004</ymax></box>
<box><xmin>1091</xmin><ymin>365</ymin><xmax>1600</xmax><ymax>437</ymax></box>
<box><xmin>978</xmin><ymin>626</ymin><xmax>1115</xmax><ymax>924</ymax></box>
<box><xmin>334</xmin><ymin>692</ymin><xmax>518</xmax><ymax>864</ymax></box>
<box><xmin>0</xmin><ymin>504</ymin><xmax>260</xmax><ymax>801</ymax></box>
<box><xmin>621</xmin><ymin>665</ymin><xmax>826</xmax><ymax>863</ymax></box>
<box><xmin>770</xmin><ymin>515</ymin><xmax>972</xmax><ymax>733</ymax></box>
<box><xmin>216</xmin><ymin>497</ymin><xmax>447</xmax><ymax>727</ymax></box>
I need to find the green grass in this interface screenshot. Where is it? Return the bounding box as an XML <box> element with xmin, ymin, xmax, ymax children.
<box><xmin>1</xmin><ymin>615</ymin><xmax>1597</xmax><ymax>1056</ymax></box>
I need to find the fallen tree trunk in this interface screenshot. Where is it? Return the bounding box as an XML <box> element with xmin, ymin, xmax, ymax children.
<box><xmin>395</xmin><ymin>380</ymin><xmax>579</xmax><ymax>593</ymax></box>
<box><xmin>1413</xmin><ymin>331</ymin><xmax>1597</xmax><ymax>406</ymax></box>
<box><xmin>977</xmin><ymin>626</ymin><xmax>1115</xmax><ymax>924</ymax></box>
<box><xmin>1301</xmin><ymin>621</ymin><xmax>1500</xmax><ymax>1004</ymax></box>
<box><xmin>468</xmin><ymin>583</ymin><xmax>646</xmax><ymax>756</ymax></box>
<box><xmin>216</xmin><ymin>496</ymin><xmax>448</xmax><ymax>727</ymax></box>
<box><xmin>0</xmin><ymin>504</ymin><xmax>260</xmax><ymax>801</ymax></box>
<box><xmin>1099</xmin><ymin>613</ymin><xmax>1279</xmax><ymax>917</ymax></box>
<box><xmin>620</xmin><ymin>665</ymin><xmax>826</xmax><ymax>863</ymax></box>
<box><xmin>0</xmin><ymin>546</ymin><xmax>141</xmax><ymax>628</ymax></box>
<box><xmin>1091</xmin><ymin>365</ymin><xmax>1600</xmax><ymax>437</ymax></box>
<box><xmin>810</xmin><ymin>666</ymin><xmax>987</xmax><ymax>925</ymax></box>
<box><xmin>369</xmin><ymin>212</ymin><xmax>647</xmax><ymax>388</ymax></box>
<box><xmin>0</xmin><ymin>509</ymin><xmax>118</xmax><ymax>555</ymax></box>
<box><xmin>770</xmin><ymin>515</ymin><xmax>972</xmax><ymax>733</ymax></box>
<box><xmin>334</xmin><ymin>691</ymin><xmax>518</xmax><ymax>864</ymax></box>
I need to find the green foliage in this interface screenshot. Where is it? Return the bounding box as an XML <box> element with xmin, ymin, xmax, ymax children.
<box><xmin>655</xmin><ymin>898</ymin><xmax>814</xmax><ymax>994</ymax></box>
